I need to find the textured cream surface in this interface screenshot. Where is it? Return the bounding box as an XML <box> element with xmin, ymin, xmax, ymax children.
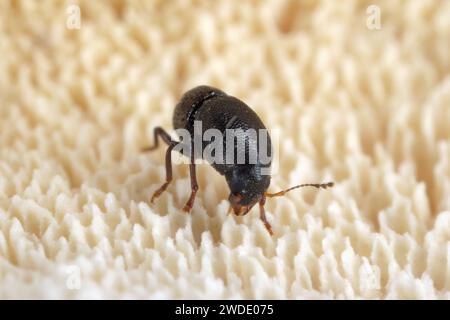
<box><xmin>1</xmin><ymin>0</ymin><xmax>450</xmax><ymax>299</ymax></box>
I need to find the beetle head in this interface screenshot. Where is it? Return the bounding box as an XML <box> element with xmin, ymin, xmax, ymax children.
<box><xmin>225</xmin><ymin>165</ymin><xmax>270</xmax><ymax>216</ymax></box>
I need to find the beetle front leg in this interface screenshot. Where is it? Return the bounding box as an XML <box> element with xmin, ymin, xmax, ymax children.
<box><xmin>259</xmin><ymin>195</ymin><xmax>273</xmax><ymax>235</ymax></box>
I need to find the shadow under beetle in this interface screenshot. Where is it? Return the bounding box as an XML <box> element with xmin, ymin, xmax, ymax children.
<box><xmin>143</xmin><ymin>85</ymin><xmax>333</xmax><ymax>235</ymax></box>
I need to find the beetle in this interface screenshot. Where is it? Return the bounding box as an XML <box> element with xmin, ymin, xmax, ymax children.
<box><xmin>143</xmin><ymin>85</ymin><xmax>333</xmax><ymax>235</ymax></box>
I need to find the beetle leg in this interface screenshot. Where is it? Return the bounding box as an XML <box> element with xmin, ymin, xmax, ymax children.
<box><xmin>259</xmin><ymin>195</ymin><xmax>273</xmax><ymax>235</ymax></box>
<box><xmin>182</xmin><ymin>142</ymin><xmax>198</xmax><ymax>212</ymax></box>
<box><xmin>142</xmin><ymin>127</ymin><xmax>173</xmax><ymax>152</ymax></box>
<box><xmin>150</xmin><ymin>140</ymin><xmax>178</xmax><ymax>203</ymax></box>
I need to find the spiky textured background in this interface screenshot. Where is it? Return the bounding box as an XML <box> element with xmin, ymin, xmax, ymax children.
<box><xmin>0</xmin><ymin>0</ymin><xmax>449</xmax><ymax>299</ymax></box>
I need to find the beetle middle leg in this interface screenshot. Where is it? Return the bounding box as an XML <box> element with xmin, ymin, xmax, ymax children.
<box><xmin>182</xmin><ymin>141</ymin><xmax>198</xmax><ymax>212</ymax></box>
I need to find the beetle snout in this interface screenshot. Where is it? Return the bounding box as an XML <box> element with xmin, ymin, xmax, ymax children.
<box><xmin>231</xmin><ymin>204</ymin><xmax>250</xmax><ymax>216</ymax></box>
<box><xmin>228</xmin><ymin>193</ymin><xmax>253</xmax><ymax>216</ymax></box>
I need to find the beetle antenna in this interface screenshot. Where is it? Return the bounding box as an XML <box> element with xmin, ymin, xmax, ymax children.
<box><xmin>265</xmin><ymin>182</ymin><xmax>334</xmax><ymax>197</ymax></box>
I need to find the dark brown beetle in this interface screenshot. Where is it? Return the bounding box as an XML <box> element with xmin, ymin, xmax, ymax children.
<box><xmin>143</xmin><ymin>85</ymin><xmax>333</xmax><ymax>235</ymax></box>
